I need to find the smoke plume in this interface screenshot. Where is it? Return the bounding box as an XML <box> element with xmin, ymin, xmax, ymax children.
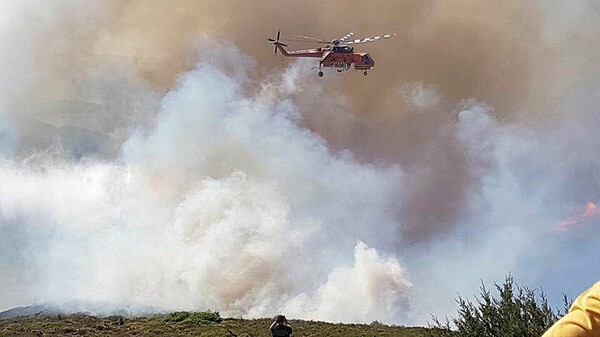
<box><xmin>1</xmin><ymin>0</ymin><xmax>600</xmax><ymax>325</ymax></box>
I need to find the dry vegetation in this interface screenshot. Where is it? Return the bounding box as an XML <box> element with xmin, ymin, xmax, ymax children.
<box><xmin>0</xmin><ymin>276</ymin><xmax>561</xmax><ymax>336</ymax></box>
<box><xmin>0</xmin><ymin>313</ymin><xmax>432</xmax><ymax>336</ymax></box>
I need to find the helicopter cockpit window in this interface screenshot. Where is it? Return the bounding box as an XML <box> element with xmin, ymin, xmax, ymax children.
<box><xmin>333</xmin><ymin>46</ymin><xmax>353</xmax><ymax>53</ymax></box>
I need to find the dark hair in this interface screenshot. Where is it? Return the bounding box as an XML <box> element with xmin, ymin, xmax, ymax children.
<box><xmin>274</xmin><ymin>315</ymin><xmax>286</xmax><ymax>324</ymax></box>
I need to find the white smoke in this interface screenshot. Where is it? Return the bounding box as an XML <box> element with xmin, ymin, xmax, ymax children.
<box><xmin>403</xmin><ymin>96</ymin><xmax>600</xmax><ymax>321</ymax></box>
<box><xmin>2</xmin><ymin>0</ymin><xmax>600</xmax><ymax>327</ymax></box>
<box><xmin>0</xmin><ymin>114</ymin><xmax>15</xmax><ymax>156</ymax></box>
<box><xmin>0</xmin><ymin>47</ymin><xmax>410</xmax><ymax>323</ymax></box>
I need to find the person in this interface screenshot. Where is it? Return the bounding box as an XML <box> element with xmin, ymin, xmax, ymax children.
<box><xmin>270</xmin><ymin>314</ymin><xmax>293</xmax><ymax>337</ymax></box>
<box><xmin>543</xmin><ymin>282</ymin><xmax>600</xmax><ymax>336</ymax></box>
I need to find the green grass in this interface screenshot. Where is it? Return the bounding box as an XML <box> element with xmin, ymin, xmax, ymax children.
<box><xmin>0</xmin><ymin>312</ymin><xmax>433</xmax><ymax>336</ymax></box>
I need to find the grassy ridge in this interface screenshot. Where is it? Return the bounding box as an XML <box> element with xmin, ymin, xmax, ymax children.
<box><xmin>0</xmin><ymin>313</ymin><xmax>432</xmax><ymax>336</ymax></box>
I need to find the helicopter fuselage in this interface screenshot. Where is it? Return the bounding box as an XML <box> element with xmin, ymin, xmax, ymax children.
<box><xmin>275</xmin><ymin>45</ymin><xmax>375</xmax><ymax>73</ymax></box>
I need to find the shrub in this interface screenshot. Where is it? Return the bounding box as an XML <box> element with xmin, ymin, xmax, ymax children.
<box><xmin>186</xmin><ymin>311</ymin><xmax>222</xmax><ymax>324</ymax></box>
<box><xmin>164</xmin><ymin>311</ymin><xmax>222</xmax><ymax>324</ymax></box>
<box><xmin>164</xmin><ymin>311</ymin><xmax>191</xmax><ymax>323</ymax></box>
<box><xmin>430</xmin><ymin>274</ymin><xmax>563</xmax><ymax>337</ymax></box>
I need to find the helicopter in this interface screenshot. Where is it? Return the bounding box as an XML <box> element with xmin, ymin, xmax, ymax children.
<box><xmin>267</xmin><ymin>30</ymin><xmax>396</xmax><ymax>77</ymax></box>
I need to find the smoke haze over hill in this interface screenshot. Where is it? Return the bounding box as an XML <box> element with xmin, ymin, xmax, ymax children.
<box><xmin>1</xmin><ymin>1</ymin><xmax>600</xmax><ymax>325</ymax></box>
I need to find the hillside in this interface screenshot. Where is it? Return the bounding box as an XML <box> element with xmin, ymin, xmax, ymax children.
<box><xmin>0</xmin><ymin>313</ymin><xmax>433</xmax><ymax>336</ymax></box>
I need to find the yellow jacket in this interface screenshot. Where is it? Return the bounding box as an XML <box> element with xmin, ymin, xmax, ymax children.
<box><xmin>543</xmin><ymin>282</ymin><xmax>600</xmax><ymax>337</ymax></box>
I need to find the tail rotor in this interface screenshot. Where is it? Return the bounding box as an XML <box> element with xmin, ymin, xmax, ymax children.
<box><xmin>267</xmin><ymin>30</ymin><xmax>287</xmax><ymax>55</ymax></box>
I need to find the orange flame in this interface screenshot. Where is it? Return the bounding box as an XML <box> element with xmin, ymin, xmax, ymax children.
<box><xmin>558</xmin><ymin>202</ymin><xmax>600</xmax><ymax>229</ymax></box>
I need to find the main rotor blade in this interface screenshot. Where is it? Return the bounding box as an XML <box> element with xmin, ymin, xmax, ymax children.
<box><xmin>292</xmin><ymin>34</ymin><xmax>327</xmax><ymax>42</ymax></box>
<box><xmin>339</xmin><ymin>31</ymin><xmax>355</xmax><ymax>42</ymax></box>
<box><xmin>284</xmin><ymin>39</ymin><xmax>330</xmax><ymax>44</ymax></box>
<box><xmin>346</xmin><ymin>33</ymin><xmax>397</xmax><ymax>45</ymax></box>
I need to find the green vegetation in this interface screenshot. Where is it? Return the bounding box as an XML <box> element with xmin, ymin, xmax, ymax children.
<box><xmin>0</xmin><ymin>312</ymin><xmax>430</xmax><ymax>336</ymax></box>
<box><xmin>0</xmin><ymin>276</ymin><xmax>568</xmax><ymax>336</ymax></box>
<box><xmin>164</xmin><ymin>310</ymin><xmax>222</xmax><ymax>324</ymax></box>
<box><xmin>430</xmin><ymin>275</ymin><xmax>566</xmax><ymax>337</ymax></box>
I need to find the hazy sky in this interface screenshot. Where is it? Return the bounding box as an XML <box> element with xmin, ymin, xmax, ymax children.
<box><xmin>0</xmin><ymin>0</ymin><xmax>599</xmax><ymax>325</ymax></box>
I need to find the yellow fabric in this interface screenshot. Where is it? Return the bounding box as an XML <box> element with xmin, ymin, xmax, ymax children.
<box><xmin>543</xmin><ymin>282</ymin><xmax>600</xmax><ymax>337</ymax></box>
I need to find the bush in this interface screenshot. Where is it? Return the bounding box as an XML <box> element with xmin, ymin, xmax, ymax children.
<box><xmin>186</xmin><ymin>311</ymin><xmax>222</xmax><ymax>324</ymax></box>
<box><xmin>430</xmin><ymin>274</ymin><xmax>564</xmax><ymax>337</ymax></box>
<box><xmin>164</xmin><ymin>311</ymin><xmax>191</xmax><ymax>323</ymax></box>
<box><xmin>164</xmin><ymin>311</ymin><xmax>222</xmax><ymax>324</ymax></box>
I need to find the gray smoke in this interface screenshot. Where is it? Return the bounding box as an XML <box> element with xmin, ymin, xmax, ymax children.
<box><xmin>1</xmin><ymin>0</ymin><xmax>600</xmax><ymax>326</ymax></box>
<box><xmin>0</xmin><ymin>38</ymin><xmax>412</xmax><ymax>323</ymax></box>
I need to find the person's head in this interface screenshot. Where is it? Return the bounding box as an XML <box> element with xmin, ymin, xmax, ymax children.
<box><xmin>274</xmin><ymin>314</ymin><xmax>287</xmax><ymax>325</ymax></box>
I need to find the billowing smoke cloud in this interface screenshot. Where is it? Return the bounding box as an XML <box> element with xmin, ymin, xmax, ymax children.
<box><xmin>1</xmin><ymin>0</ymin><xmax>600</xmax><ymax>326</ymax></box>
<box><xmin>0</xmin><ymin>39</ymin><xmax>411</xmax><ymax>322</ymax></box>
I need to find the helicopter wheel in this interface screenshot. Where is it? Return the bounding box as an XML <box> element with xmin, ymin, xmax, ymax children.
<box><xmin>336</xmin><ymin>69</ymin><xmax>343</xmax><ymax>73</ymax></box>
<box><xmin>363</xmin><ymin>71</ymin><xmax>368</xmax><ymax>76</ymax></box>
<box><xmin>318</xmin><ymin>71</ymin><xmax>324</xmax><ymax>77</ymax></box>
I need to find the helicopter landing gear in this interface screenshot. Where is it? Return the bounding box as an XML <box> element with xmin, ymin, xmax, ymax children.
<box><xmin>318</xmin><ymin>71</ymin><xmax>324</xmax><ymax>77</ymax></box>
<box><xmin>337</xmin><ymin>69</ymin><xmax>343</xmax><ymax>73</ymax></box>
<box><xmin>363</xmin><ymin>71</ymin><xmax>368</xmax><ymax>76</ymax></box>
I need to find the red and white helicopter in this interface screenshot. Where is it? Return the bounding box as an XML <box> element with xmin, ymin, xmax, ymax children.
<box><xmin>267</xmin><ymin>30</ymin><xmax>396</xmax><ymax>77</ymax></box>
